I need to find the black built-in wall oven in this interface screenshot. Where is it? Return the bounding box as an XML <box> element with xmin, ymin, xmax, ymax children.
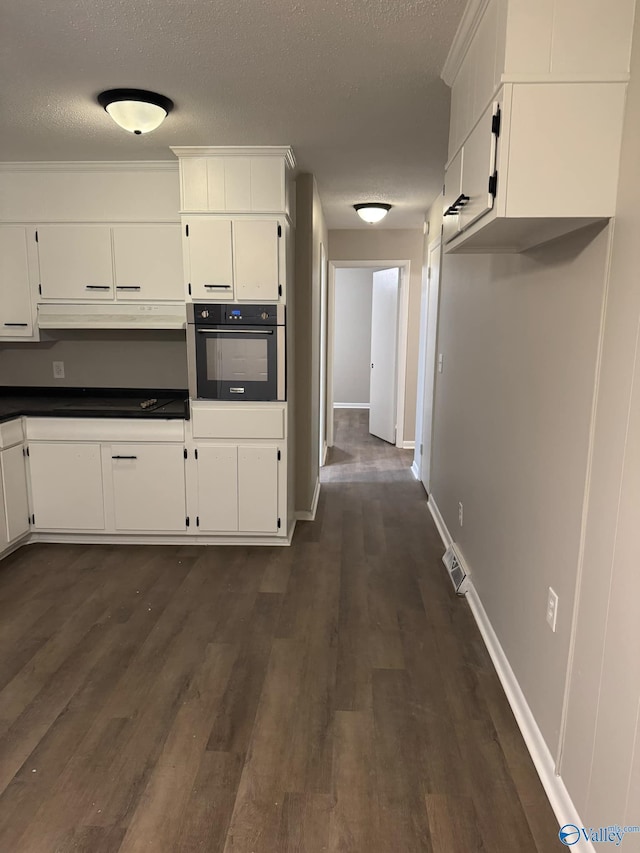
<box><xmin>187</xmin><ymin>303</ymin><xmax>285</xmax><ymax>401</ymax></box>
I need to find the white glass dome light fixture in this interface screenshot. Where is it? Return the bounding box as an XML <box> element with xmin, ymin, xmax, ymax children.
<box><xmin>354</xmin><ymin>203</ymin><xmax>392</xmax><ymax>224</ymax></box>
<box><xmin>97</xmin><ymin>89</ymin><xmax>174</xmax><ymax>135</ymax></box>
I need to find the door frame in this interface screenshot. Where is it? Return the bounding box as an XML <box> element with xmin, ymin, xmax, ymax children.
<box><xmin>415</xmin><ymin>236</ymin><xmax>441</xmax><ymax>493</ymax></box>
<box><xmin>326</xmin><ymin>259</ymin><xmax>411</xmax><ymax>449</ymax></box>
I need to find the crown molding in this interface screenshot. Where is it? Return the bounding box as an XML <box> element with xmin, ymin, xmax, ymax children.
<box><xmin>441</xmin><ymin>0</ymin><xmax>492</xmax><ymax>87</ymax></box>
<box><xmin>170</xmin><ymin>146</ymin><xmax>296</xmax><ymax>170</ymax></box>
<box><xmin>0</xmin><ymin>161</ymin><xmax>178</xmax><ymax>173</ymax></box>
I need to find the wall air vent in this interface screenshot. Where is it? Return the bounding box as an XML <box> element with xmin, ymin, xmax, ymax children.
<box><xmin>442</xmin><ymin>545</ymin><xmax>469</xmax><ymax>596</ymax></box>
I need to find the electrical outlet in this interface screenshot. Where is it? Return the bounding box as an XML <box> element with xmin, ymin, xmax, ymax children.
<box><xmin>458</xmin><ymin>501</ymin><xmax>463</xmax><ymax>527</ymax></box>
<box><xmin>52</xmin><ymin>361</ymin><xmax>65</xmax><ymax>379</ymax></box>
<box><xmin>438</xmin><ymin>353</ymin><xmax>444</xmax><ymax>373</ymax></box>
<box><xmin>546</xmin><ymin>587</ymin><xmax>559</xmax><ymax>632</ymax></box>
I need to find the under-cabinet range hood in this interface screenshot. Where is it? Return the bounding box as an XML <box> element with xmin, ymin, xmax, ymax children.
<box><xmin>37</xmin><ymin>302</ymin><xmax>187</xmax><ymax>330</ymax></box>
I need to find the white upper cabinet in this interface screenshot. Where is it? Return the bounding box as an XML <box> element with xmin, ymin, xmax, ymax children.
<box><xmin>172</xmin><ymin>148</ymin><xmax>294</xmax><ymax>215</ymax></box>
<box><xmin>37</xmin><ymin>224</ymin><xmax>183</xmax><ymax>304</ymax></box>
<box><xmin>0</xmin><ymin>226</ymin><xmax>36</xmax><ymax>339</ymax></box>
<box><xmin>184</xmin><ymin>218</ymin><xmax>234</xmax><ymax>300</ymax></box>
<box><xmin>442</xmin><ymin>0</ymin><xmax>632</xmax><ymax>252</ymax></box>
<box><xmin>38</xmin><ymin>225</ymin><xmax>113</xmax><ymax>300</ymax></box>
<box><xmin>233</xmin><ymin>220</ymin><xmax>280</xmax><ymax>302</ymax></box>
<box><xmin>112</xmin><ymin>225</ymin><xmax>183</xmax><ymax>301</ymax></box>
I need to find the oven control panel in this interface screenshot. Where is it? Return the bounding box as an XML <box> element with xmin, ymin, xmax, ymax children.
<box><xmin>191</xmin><ymin>303</ymin><xmax>285</xmax><ymax>326</ymax></box>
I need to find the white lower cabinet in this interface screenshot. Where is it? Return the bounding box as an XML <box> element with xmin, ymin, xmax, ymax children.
<box><xmin>109</xmin><ymin>444</ymin><xmax>187</xmax><ymax>531</ymax></box>
<box><xmin>29</xmin><ymin>442</ymin><xmax>105</xmax><ymax>530</ymax></box>
<box><xmin>1</xmin><ymin>444</ymin><xmax>30</xmax><ymax>544</ymax></box>
<box><xmin>195</xmin><ymin>443</ymin><xmax>280</xmax><ymax>534</ymax></box>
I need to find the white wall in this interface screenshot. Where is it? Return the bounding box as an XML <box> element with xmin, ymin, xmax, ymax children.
<box><xmin>333</xmin><ymin>268</ymin><xmax>373</xmax><ymax>405</ymax></box>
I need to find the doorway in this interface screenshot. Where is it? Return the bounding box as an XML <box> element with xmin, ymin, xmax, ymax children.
<box><xmin>326</xmin><ymin>260</ymin><xmax>411</xmax><ymax>449</ymax></box>
<box><xmin>413</xmin><ymin>237</ymin><xmax>441</xmax><ymax>493</ymax></box>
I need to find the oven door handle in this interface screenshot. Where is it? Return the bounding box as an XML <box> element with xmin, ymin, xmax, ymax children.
<box><xmin>196</xmin><ymin>329</ymin><xmax>274</xmax><ymax>335</ymax></box>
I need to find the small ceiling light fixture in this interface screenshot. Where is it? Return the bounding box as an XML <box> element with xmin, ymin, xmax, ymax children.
<box><xmin>354</xmin><ymin>202</ymin><xmax>392</xmax><ymax>224</ymax></box>
<box><xmin>97</xmin><ymin>88</ymin><xmax>174</xmax><ymax>135</ymax></box>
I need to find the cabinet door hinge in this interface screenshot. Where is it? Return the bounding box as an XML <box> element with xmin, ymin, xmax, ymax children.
<box><xmin>277</xmin><ymin>449</ymin><xmax>281</xmax><ymax>461</ymax></box>
<box><xmin>196</xmin><ymin>516</ymin><xmax>200</xmax><ymax>527</ymax></box>
<box><xmin>38</xmin><ymin>284</ymin><xmax>42</xmax><ymax>295</ymax></box>
<box><xmin>488</xmin><ymin>171</ymin><xmax>498</xmax><ymax>199</ymax></box>
<box><xmin>26</xmin><ymin>446</ymin><xmax>30</xmax><ymax>456</ymax></box>
<box><xmin>195</xmin><ymin>448</ymin><xmax>198</xmax><ymax>460</ymax></box>
<box><xmin>184</xmin><ymin>448</ymin><xmax>188</xmax><ymax>459</ymax></box>
<box><xmin>277</xmin><ymin>517</ymin><xmax>281</xmax><ymax>529</ymax></box>
<box><xmin>188</xmin><ymin>282</ymin><xmax>192</xmax><ymax>295</ymax></box>
<box><xmin>22</xmin><ymin>447</ymin><xmax>26</xmax><ymax>457</ymax></box>
<box><xmin>278</xmin><ymin>284</ymin><xmax>282</xmax><ymax>297</ymax></box>
<box><xmin>31</xmin><ymin>514</ymin><xmax>35</xmax><ymax>525</ymax></box>
<box><xmin>185</xmin><ymin>224</ymin><xmax>189</xmax><ymax>237</ymax></box>
<box><xmin>420</xmin><ymin>443</ymin><xmax>424</xmax><ymax>456</ymax></box>
<box><xmin>277</xmin><ymin>224</ymin><xmax>282</xmax><ymax>238</ymax></box>
<box><xmin>28</xmin><ymin>515</ymin><xmax>31</xmax><ymax>525</ymax></box>
<box><xmin>186</xmin><ymin>516</ymin><xmax>190</xmax><ymax>527</ymax></box>
<box><xmin>491</xmin><ymin>106</ymin><xmax>501</xmax><ymax>137</ymax></box>
<box><xmin>35</xmin><ymin>230</ymin><xmax>39</xmax><ymax>242</ymax></box>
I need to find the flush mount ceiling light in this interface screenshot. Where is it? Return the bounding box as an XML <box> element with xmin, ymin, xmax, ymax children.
<box><xmin>353</xmin><ymin>203</ymin><xmax>392</xmax><ymax>224</ymax></box>
<box><xmin>97</xmin><ymin>89</ymin><xmax>174</xmax><ymax>135</ymax></box>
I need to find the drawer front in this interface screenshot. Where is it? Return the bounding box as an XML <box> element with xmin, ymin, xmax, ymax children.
<box><xmin>25</xmin><ymin>418</ymin><xmax>185</xmax><ymax>443</ymax></box>
<box><xmin>0</xmin><ymin>418</ymin><xmax>24</xmax><ymax>450</ymax></box>
<box><xmin>191</xmin><ymin>404</ymin><xmax>285</xmax><ymax>439</ymax></box>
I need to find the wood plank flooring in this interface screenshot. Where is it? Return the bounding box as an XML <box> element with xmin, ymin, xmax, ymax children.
<box><xmin>0</xmin><ymin>409</ymin><xmax>559</xmax><ymax>852</ymax></box>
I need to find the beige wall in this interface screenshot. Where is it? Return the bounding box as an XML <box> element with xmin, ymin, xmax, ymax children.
<box><xmin>328</xmin><ymin>229</ymin><xmax>424</xmax><ymax>442</ymax></box>
<box><xmin>0</xmin><ymin>332</ymin><xmax>187</xmax><ymax>388</ymax></box>
<box><xmin>429</xmin><ymin>8</ymin><xmax>640</xmax><ymax>824</ymax></box>
<box><xmin>294</xmin><ymin>174</ymin><xmax>328</xmax><ymax>514</ymax></box>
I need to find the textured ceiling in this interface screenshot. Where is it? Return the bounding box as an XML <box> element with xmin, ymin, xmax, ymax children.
<box><xmin>0</xmin><ymin>0</ymin><xmax>465</xmax><ymax>228</ymax></box>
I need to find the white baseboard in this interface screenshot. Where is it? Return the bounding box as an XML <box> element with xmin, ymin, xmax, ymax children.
<box><xmin>333</xmin><ymin>402</ymin><xmax>370</xmax><ymax>409</ymax></box>
<box><xmin>427</xmin><ymin>494</ymin><xmax>591</xmax><ymax>850</ymax></box>
<box><xmin>401</xmin><ymin>440</ymin><xmax>415</xmax><ymax>450</ymax></box>
<box><xmin>295</xmin><ymin>478</ymin><xmax>321</xmax><ymax>522</ymax></box>
<box><xmin>411</xmin><ymin>461</ymin><xmax>420</xmax><ymax>480</ymax></box>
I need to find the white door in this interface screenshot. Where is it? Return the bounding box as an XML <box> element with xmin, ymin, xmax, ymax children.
<box><xmin>112</xmin><ymin>225</ymin><xmax>183</xmax><ymax>301</ymax></box>
<box><xmin>1</xmin><ymin>444</ymin><xmax>30</xmax><ymax>543</ymax></box>
<box><xmin>38</xmin><ymin>226</ymin><xmax>114</xmax><ymax>300</ymax></box>
<box><xmin>319</xmin><ymin>243</ymin><xmax>327</xmax><ymax>466</ymax></box>
<box><xmin>421</xmin><ymin>242</ymin><xmax>442</xmax><ymax>494</ymax></box>
<box><xmin>369</xmin><ymin>268</ymin><xmax>400</xmax><ymax>444</ymax></box>
<box><xmin>0</xmin><ymin>226</ymin><xmax>34</xmax><ymax>337</ymax></box>
<box><xmin>197</xmin><ymin>445</ymin><xmax>238</xmax><ymax>531</ymax></box>
<box><xmin>110</xmin><ymin>444</ymin><xmax>186</xmax><ymax>531</ymax></box>
<box><xmin>233</xmin><ymin>219</ymin><xmax>280</xmax><ymax>301</ymax></box>
<box><xmin>29</xmin><ymin>443</ymin><xmax>105</xmax><ymax>530</ymax></box>
<box><xmin>238</xmin><ymin>445</ymin><xmax>278</xmax><ymax>533</ymax></box>
<box><xmin>185</xmin><ymin>218</ymin><xmax>234</xmax><ymax>300</ymax></box>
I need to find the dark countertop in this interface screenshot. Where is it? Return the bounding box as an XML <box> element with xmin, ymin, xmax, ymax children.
<box><xmin>0</xmin><ymin>387</ymin><xmax>190</xmax><ymax>424</ymax></box>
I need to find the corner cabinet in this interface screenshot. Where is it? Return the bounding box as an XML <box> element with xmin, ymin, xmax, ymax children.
<box><xmin>441</xmin><ymin>0</ymin><xmax>633</xmax><ymax>253</ymax></box>
<box><xmin>0</xmin><ymin>420</ymin><xmax>30</xmax><ymax>553</ymax></box>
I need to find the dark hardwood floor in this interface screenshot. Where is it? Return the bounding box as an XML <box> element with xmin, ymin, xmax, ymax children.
<box><xmin>0</xmin><ymin>409</ymin><xmax>559</xmax><ymax>852</ymax></box>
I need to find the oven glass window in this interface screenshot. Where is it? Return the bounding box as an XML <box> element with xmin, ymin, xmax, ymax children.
<box><xmin>205</xmin><ymin>337</ymin><xmax>269</xmax><ymax>383</ymax></box>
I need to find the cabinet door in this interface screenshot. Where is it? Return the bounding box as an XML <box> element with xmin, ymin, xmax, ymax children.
<box><xmin>250</xmin><ymin>158</ymin><xmax>285</xmax><ymax>211</ymax></box>
<box><xmin>110</xmin><ymin>444</ymin><xmax>186</xmax><ymax>531</ymax></box>
<box><xmin>38</xmin><ymin>226</ymin><xmax>113</xmax><ymax>300</ymax></box>
<box><xmin>459</xmin><ymin>100</ymin><xmax>498</xmax><ymax>231</ymax></box>
<box><xmin>0</xmin><ymin>227</ymin><xmax>34</xmax><ymax>337</ymax></box>
<box><xmin>29</xmin><ymin>443</ymin><xmax>105</xmax><ymax>530</ymax></box>
<box><xmin>238</xmin><ymin>446</ymin><xmax>278</xmax><ymax>533</ymax></box>
<box><xmin>233</xmin><ymin>220</ymin><xmax>280</xmax><ymax>302</ymax></box>
<box><xmin>185</xmin><ymin>218</ymin><xmax>234</xmax><ymax>300</ymax></box>
<box><xmin>1</xmin><ymin>444</ymin><xmax>30</xmax><ymax>542</ymax></box>
<box><xmin>196</xmin><ymin>446</ymin><xmax>238</xmax><ymax>531</ymax></box>
<box><xmin>442</xmin><ymin>149</ymin><xmax>463</xmax><ymax>244</ymax></box>
<box><xmin>113</xmin><ymin>225</ymin><xmax>183</xmax><ymax>301</ymax></box>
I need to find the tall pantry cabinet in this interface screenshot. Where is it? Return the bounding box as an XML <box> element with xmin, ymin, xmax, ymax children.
<box><xmin>171</xmin><ymin>146</ymin><xmax>297</xmax><ymax>543</ymax></box>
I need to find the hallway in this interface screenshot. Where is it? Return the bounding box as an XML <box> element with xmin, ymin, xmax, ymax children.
<box><xmin>0</xmin><ymin>409</ymin><xmax>558</xmax><ymax>851</ymax></box>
